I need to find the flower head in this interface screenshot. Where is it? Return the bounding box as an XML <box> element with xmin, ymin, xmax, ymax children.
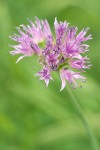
<box><xmin>34</xmin><ymin>67</ymin><xmax>53</xmax><ymax>87</ymax></box>
<box><xmin>10</xmin><ymin>17</ymin><xmax>92</xmax><ymax>90</ymax></box>
<box><xmin>60</xmin><ymin>69</ymin><xmax>86</xmax><ymax>91</ymax></box>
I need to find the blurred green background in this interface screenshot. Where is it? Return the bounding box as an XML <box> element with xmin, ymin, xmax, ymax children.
<box><xmin>0</xmin><ymin>0</ymin><xmax>100</xmax><ymax>150</ymax></box>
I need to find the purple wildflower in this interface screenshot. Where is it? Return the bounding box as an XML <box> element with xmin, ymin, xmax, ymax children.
<box><xmin>9</xmin><ymin>17</ymin><xmax>52</xmax><ymax>63</ymax></box>
<box><xmin>10</xmin><ymin>17</ymin><xmax>92</xmax><ymax>90</ymax></box>
<box><xmin>34</xmin><ymin>67</ymin><xmax>53</xmax><ymax>87</ymax></box>
<box><xmin>60</xmin><ymin>69</ymin><xmax>86</xmax><ymax>91</ymax></box>
<box><xmin>69</xmin><ymin>56</ymin><xmax>92</xmax><ymax>71</ymax></box>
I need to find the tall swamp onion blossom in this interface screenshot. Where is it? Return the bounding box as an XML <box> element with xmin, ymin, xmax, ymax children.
<box><xmin>10</xmin><ymin>17</ymin><xmax>92</xmax><ymax>91</ymax></box>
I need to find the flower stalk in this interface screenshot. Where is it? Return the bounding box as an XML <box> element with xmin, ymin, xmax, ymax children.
<box><xmin>66</xmin><ymin>85</ymin><xmax>99</xmax><ymax>150</ymax></box>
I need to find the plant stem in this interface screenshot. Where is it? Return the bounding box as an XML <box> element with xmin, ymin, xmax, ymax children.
<box><xmin>66</xmin><ymin>84</ymin><xmax>99</xmax><ymax>150</ymax></box>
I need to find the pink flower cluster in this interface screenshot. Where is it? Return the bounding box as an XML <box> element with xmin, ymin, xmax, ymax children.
<box><xmin>10</xmin><ymin>17</ymin><xmax>92</xmax><ymax>91</ymax></box>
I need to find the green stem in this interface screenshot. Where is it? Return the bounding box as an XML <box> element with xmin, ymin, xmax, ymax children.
<box><xmin>66</xmin><ymin>84</ymin><xmax>99</xmax><ymax>150</ymax></box>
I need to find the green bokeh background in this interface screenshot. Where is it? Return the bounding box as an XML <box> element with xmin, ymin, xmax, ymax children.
<box><xmin>0</xmin><ymin>0</ymin><xmax>100</xmax><ymax>150</ymax></box>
